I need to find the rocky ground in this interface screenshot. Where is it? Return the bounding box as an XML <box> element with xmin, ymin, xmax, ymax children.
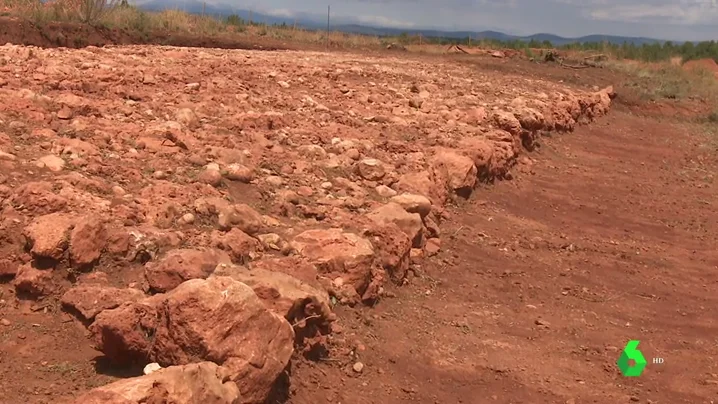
<box><xmin>0</xmin><ymin>40</ymin><xmax>614</xmax><ymax>403</ymax></box>
<box><xmin>1</xmin><ymin>24</ymin><xmax>717</xmax><ymax>404</ymax></box>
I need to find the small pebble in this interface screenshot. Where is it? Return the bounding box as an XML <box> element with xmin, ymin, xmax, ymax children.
<box><xmin>143</xmin><ymin>362</ymin><xmax>162</xmax><ymax>375</ymax></box>
<box><xmin>375</xmin><ymin>185</ymin><xmax>397</xmax><ymax>197</ymax></box>
<box><xmin>197</xmin><ymin>169</ymin><xmax>222</xmax><ymax>187</ymax></box>
<box><xmin>352</xmin><ymin>362</ymin><xmax>364</xmax><ymax>373</ymax></box>
<box><xmin>111</xmin><ymin>185</ymin><xmax>126</xmax><ymax>196</ymax></box>
<box><xmin>181</xmin><ymin>213</ymin><xmax>195</xmax><ymax>224</ymax></box>
<box><xmin>345</xmin><ymin>148</ymin><xmax>360</xmax><ymax>160</ymax></box>
<box><xmin>266</xmin><ymin>176</ymin><xmax>284</xmax><ymax>187</ymax></box>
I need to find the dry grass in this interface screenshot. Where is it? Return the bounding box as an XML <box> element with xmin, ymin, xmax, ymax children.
<box><xmin>3</xmin><ymin>0</ymin><xmax>119</xmax><ymax>23</ymax></box>
<box><xmin>607</xmin><ymin>59</ymin><xmax>718</xmax><ymax>101</ymax></box>
<box><xmin>550</xmin><ymin>47</ymin><xmax>718</xmax><ymax>106</ymax></box>
<box><xmin>603</xmin><ymin>58</ymin><xmax>718</xmax><ymax>150</ymax></box>
<box><xmin>0</xmin><ymin>0</ymin><xmax>387</xmax><ymax>47</ymax></box>
<box><xmin>0</xmin><ymin>1</ymin><xmax>543</xmax><ymax>51</ymax></box>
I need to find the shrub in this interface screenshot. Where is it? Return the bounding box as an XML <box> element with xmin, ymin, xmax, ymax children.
<box><xmin>72</xmin><ymin>0</ymin><xmax>121</xmax><ymax>24</ymax></box>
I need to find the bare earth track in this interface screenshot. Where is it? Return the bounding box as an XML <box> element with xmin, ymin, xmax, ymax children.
<box><xmin>1</xmin><ymin>19</ymin><xmax>717</xmax><ymax>404</ymax></box>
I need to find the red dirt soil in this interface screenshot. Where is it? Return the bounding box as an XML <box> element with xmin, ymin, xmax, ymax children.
<box><xmin>682</xmin><ymin>58</ymin><xmax>718</xmax><ymax>73</ymax></box>
<box><xmin>1</xmin><ymin>17</ymin><xmax>717</xmax><ymax>404</ymax></box>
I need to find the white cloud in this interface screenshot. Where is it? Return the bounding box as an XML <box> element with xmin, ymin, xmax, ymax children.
<box><xmin>354</xmin><ymin>15</ymin><xmax>416</xmax><ymax>28</ymax></box>
<box><xmin>138</xmin><ymin>0</ymin><xmax>718</xmax><ymax>41</ymax></box>
<box><xmin>265</xmin><ymin>8</ymin><xmax>295</xmax><ymax>18</ymax></box>
<box><xmin>588</xmin><ymin>1</ymin><xmax>718</xmax><ymax>24</ymax></box>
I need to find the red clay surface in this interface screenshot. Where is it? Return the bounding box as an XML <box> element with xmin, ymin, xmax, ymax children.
<box><xmin>1</xmin><ymin>17</ymin><xmax>717</xmax><ymax>404</ymax></box>
<box><xmin>683</xmin><ymin>58</ymin><xmax>718</xmax><ymax>74</ymax></box>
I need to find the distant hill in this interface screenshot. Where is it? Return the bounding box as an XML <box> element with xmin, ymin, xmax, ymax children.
<box><xmin>333</xmin><ymin>25</ymin><xmax>665</xmax><ymax>46</ymax></box>
<box><xmin>138</xmin><ymin>1</ymin><xmax>668</xmax><ymax>46</ymax></box>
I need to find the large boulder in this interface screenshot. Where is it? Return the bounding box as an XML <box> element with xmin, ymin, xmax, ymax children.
<box><xmin>484</xmin><ymin>130</ymin><xmax>520</xmax><ymax>177</ymax></box>
<box><xmin>458</xmin><ymin>136</ymin><xmax>495</xmax><ymax>178</ymax></box>
<box><xmin>362</xmin><ymin>222</ymin><xmax>411</xmax><ymax>284</ymax></box>
<box><xmin>587</xmin><ymin>86</ymin><xmax>613</xmax><ymax>117</ymax></box>
<box><xmin>249</xmin><ymin>256</ymin><xmax>320</xmax><ymax>286</ymax></box>
<box><xmin>513</xmin><ymin>106</ymin><xmax>545</xmax><ymax>132</ymax></box>
<box><xmin>510</xmin><ymin>106</ymin><xmax>546</xmax><ymax>150</ymax></box>
<box><xmin>431</xmin><ymin>149</ymin><xmax>477</xmax><ymax>196</ymax></box>
<box><xmin>11</xmin><ymin>181</ymin><xmax>68</xmax><ymax>214</ymax></box>
<box><xmin>70</xmin><ymin>362</ymin><xmax>241</xmax><ymax>404</ymax></box>
<box><xmin>90</xmin><ymin>276</ymin><xmax>294</xmax><ymax>404</ymax></box>
<box><xmin>491</xmin><ymin>110</ymin><xmax>522</xmax><ymax>136</ymax></box>
<box><xmin>210</xmin><ymin>229</ymin><xmax>261</xmax><ymax>264</ymax></box>
<box><xmin>61</xmin><ymin>285</ymin><xmax>145</xmax><ymax>323</ymax></box>
<box><xmin>69</xmin><ymin>216</ymin><xmax>108</xmax><ymax>269</ymax></box>
<box><xmin>217</xmin><ymin>204</ymin><xmax>265</xmax><ymax>235</ymax></box>
<box><xmin>394</xmin><ymin>170</ymin><xmax>447</xmax><ymax>206</ymax></box>
<box><xmin>366</xmin><ymin>202</ymin><xmax>423</xmax><ymax>247</ymax></box>
<box><xmin>23</xmin><ymin>212</ymin><xmax>75</xmax><ymax>260</ymax></box>
<box><xmin>389</xmin><ymin>193</ymin><xmax>432</xmax><ymax>218</ymax></box>
<box><xmin>459</xmin><ymin>131</ymin><xmax>519</xmax><ymax>180</ymax></box>
<box><xmin>290</xmin><ymin>228</ymin><xmax>375</xmax><ymax>301</ymax></box>
<box><xmin>144</xmin><ymin>248</ymin><xmax>232</xmax><ymax>293</ymax></box>
<box><xmin>13</xmin><ymin>264</ymin><xmax>54</xmax><ymax>298</ymax></box>
<box><xmin>212</xmin><ymin>264</ymin><xmax>331</xmax><ymax>322</ymax></box>
<box><xmin>212</xmin><ymin>264</ymin><xmax>334</xmax><ymax>344</ymax></box>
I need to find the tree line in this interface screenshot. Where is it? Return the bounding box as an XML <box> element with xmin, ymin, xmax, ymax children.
<box><xmin>223</xmin><ymin>14</ymin><xmax>717</xmax><ymax>63</ymax></box>
<box><xmin>560</xmin><ymin>40</ymin><xmax>718</xmax><ymax>63</ymax></box>
<box><xmin>448</xmin><ymin>37</ymin><xmax>714</xmax><ymax>63</ymax></box>
<box><xmin>391</xmin><ymin>31</ymin><xmax>718</xmax><ymax>63</ymax></box>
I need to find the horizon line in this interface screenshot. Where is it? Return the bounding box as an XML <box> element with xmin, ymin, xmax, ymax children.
<box><xmin>136</xmin><ymin>2</ymin><xmax>699</xmax><ymax>43</ymax></box>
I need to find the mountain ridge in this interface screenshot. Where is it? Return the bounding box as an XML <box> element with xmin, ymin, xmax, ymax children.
<box><xmin>138</xmin><ymin>1</ymin><xmax>674</xmax><ymax>46</ymax></box>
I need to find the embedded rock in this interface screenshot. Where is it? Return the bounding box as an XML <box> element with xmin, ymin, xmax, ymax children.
<box><xmin>291</xmin><ymin>228</ymin><xmax>375</xmax><ymax>300</ymax></box>
<box><xmin>90</xmin><ymin>276</ymin><xmax>294</xmax><ymax>404</ymax></box>
<box><xmin>23</xmin><ymin>212</ymin><xmax>75</xmax><ymax>260</ymax></box>
<box><xmin>70</xmin><ymin>362</ymin><xmax>241</xmax><ymax>404</ymax></box>
<box><xmin>144</xmin><ymin>248</ymin><xmax>232</xmax><ymax>293</ymax></box>
<box><xmin>366</xmin><ymin>202</ymin><xmax>423</xmax><ymax>247</ymax></box>
<box><xmin>61</xmin><ymin>285</ymin><xmax>145</xmax><ymax>323</ymax></box>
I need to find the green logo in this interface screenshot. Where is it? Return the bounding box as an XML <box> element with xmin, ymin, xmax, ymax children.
<box><xmin>617</xmin><ymin>340</ymin><xmax>647</xmax><ymax>377</ymax></box>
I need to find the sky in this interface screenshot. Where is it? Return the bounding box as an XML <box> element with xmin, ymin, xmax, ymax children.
<box><xmin>186</xmin><ymin>0</ymin><xmax>718</xmax><ymax>41</ymax></box>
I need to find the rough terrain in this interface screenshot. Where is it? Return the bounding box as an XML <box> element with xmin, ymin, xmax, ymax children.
<box><xmin>0</xmin><ymin>23</ymin><xmax>716</xmax><ymax>404</ymax></box>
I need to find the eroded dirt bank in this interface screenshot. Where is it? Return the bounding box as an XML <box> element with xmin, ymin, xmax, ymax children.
<box><xmin>0</xmin><ymin>16</ymin><xmax>310</xmax><ymax>50</ymax></box>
